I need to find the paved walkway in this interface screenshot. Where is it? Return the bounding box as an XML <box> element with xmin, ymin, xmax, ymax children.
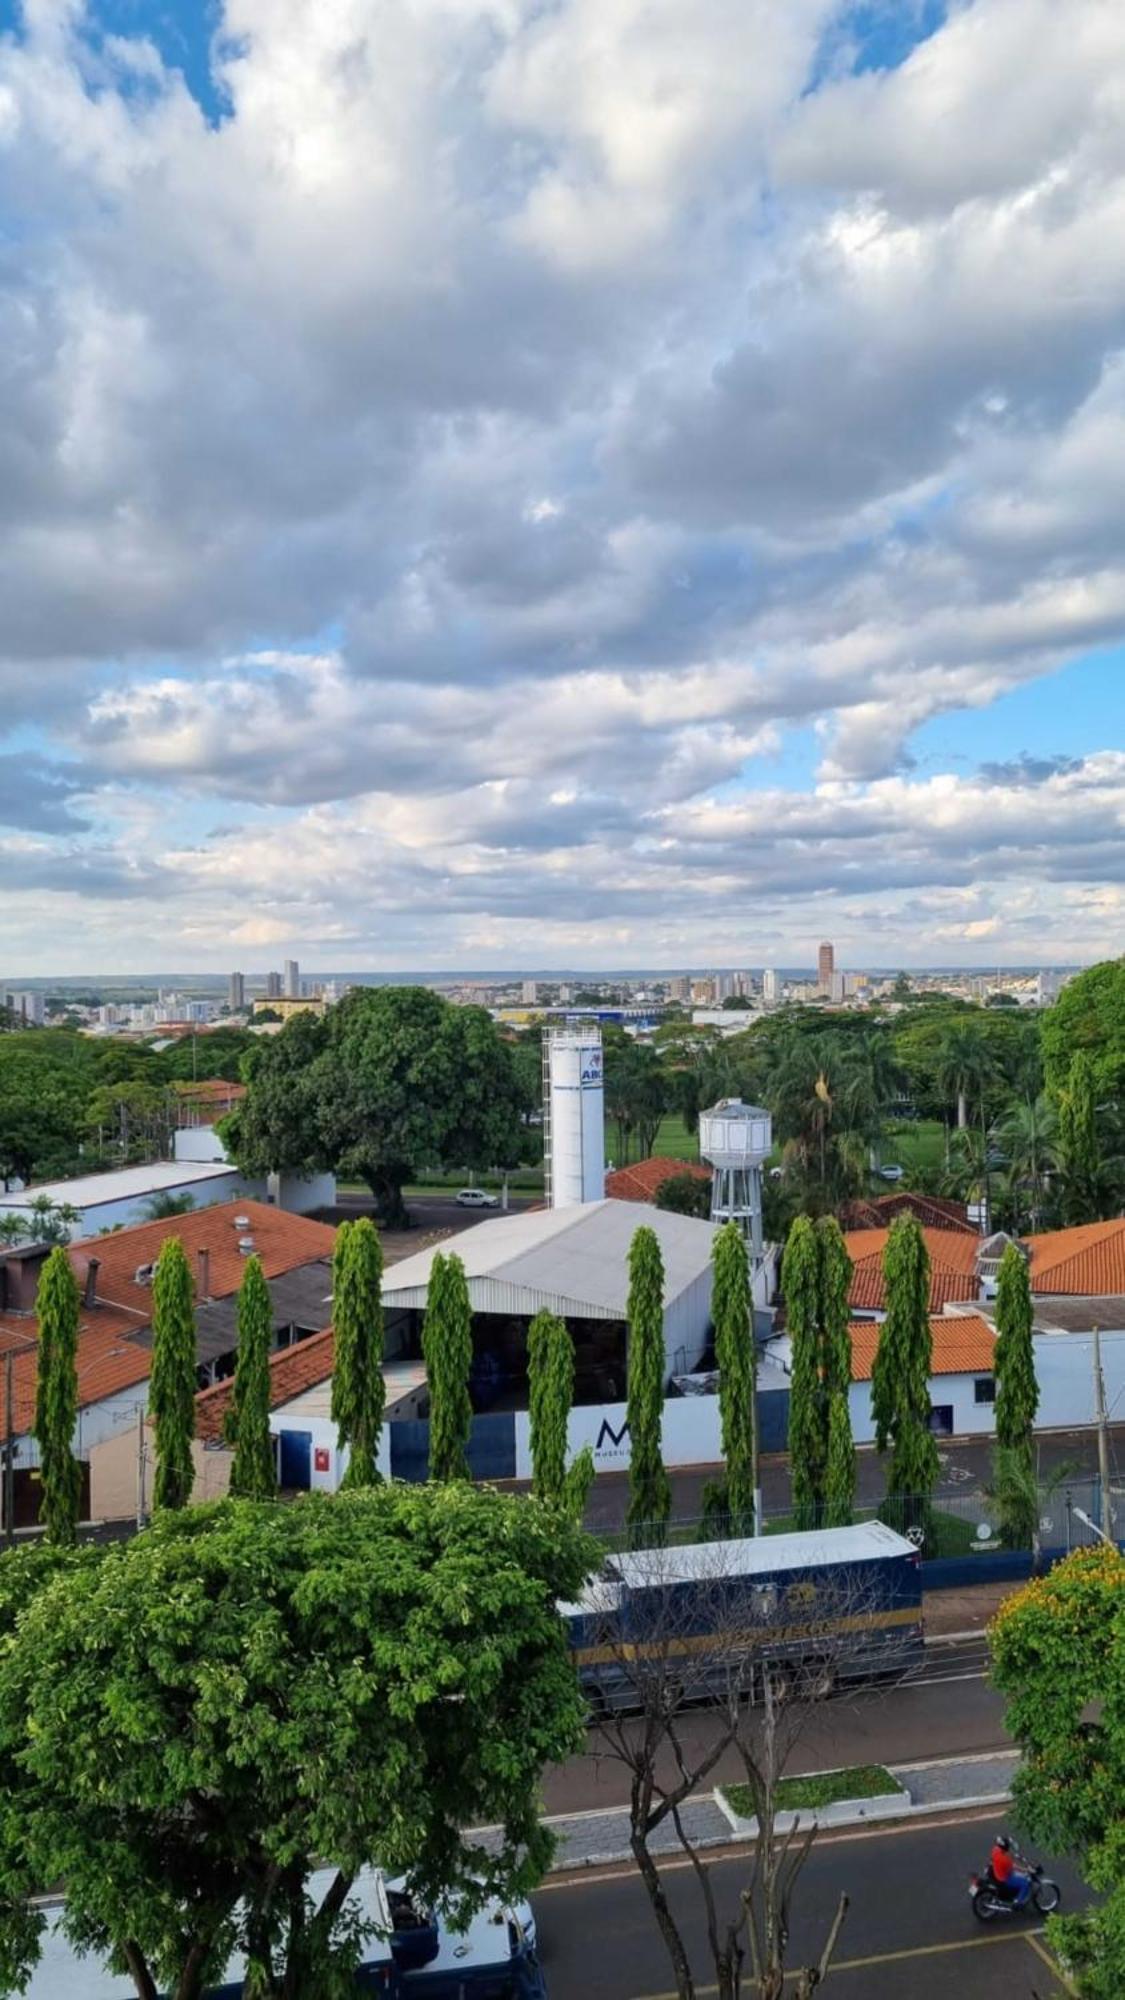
<box><xmin>477</xmin><ymin>1750</ymin><xmax>1019</xmax><ymax>1873</ymax></box>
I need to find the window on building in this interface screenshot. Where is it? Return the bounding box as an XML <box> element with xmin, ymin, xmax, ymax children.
<box><xmin>974</xmin><ymin>1377</ymin><xmax>996</xmax><ymax>1405</ymax></box>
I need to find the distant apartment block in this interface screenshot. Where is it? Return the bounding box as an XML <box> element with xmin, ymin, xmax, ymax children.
<box><xmin>818</xmin><ymin>941</ymin><xmax>835</xmax><ymax>989</ymax></box>
<box><xmin>228</xmin><ymin>971</ymin><xmax>245</xmax><ymax>1012</ymax></box>
<box><xmin>283</xmin><ymin>958</ymin><xmax>300</xmax><ymax>998</ymax></box>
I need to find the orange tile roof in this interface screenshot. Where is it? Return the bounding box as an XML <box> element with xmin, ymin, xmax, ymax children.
<box><xmin>195</xmin><ymin>1327</ymin><xmax>337</xmax><ymax>1443</ymax></box>
<box><xmin>844</xmin><ymin>1225</ymin><xmax>980</xmax><ymax>1315</ymax></box>
<box><xmin>848</xmin><ymin>1313</ymin><xmax>996</xmax><ymax>1382</ymax></box>
<box><xmin>838</xmin><ymin>1192</ymin><xmax>974</xmax><ymax>1234</ymax></box>
<box><xmin>604</xmin><ymin>1158</ymin><xmax>711</xmax><ymax>1202</ymax></box>
<box><xmin>1027</xmin><ymin>1218</ymin><xmax>1125</xmax><ymax>1296</ymax></box>
<box><xmin>0</xmin><ymin>1202</ymin><xmax>338</xmax><ymax>1439</ymax></box>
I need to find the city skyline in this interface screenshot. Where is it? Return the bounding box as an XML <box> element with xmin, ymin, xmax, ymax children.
<box><xmin>1</xmin><ymin>2</ymin><xmax>1124</xmax><ymax>973</ymax></box>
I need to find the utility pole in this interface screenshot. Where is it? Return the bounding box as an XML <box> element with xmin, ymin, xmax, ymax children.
<box><xmin>4</xmin><ymin>1348</ymin><xmax>13</xmax><ymax>1548</ymax></box>
<box><xmin>1094</xmin><ymin>1325</ymin><xmax>1115</xmax><ymax>1543</ymax></box>
<box><xmin>136</xmin><ymin>1403</ymin><xmax>148</xmax><ymax>1532</ymax></box>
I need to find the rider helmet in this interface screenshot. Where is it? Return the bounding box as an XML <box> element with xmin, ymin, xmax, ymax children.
<box><xmin>995</xmin><ymin>1834</ymin><xmax>1012</xmax><ymax>1852</ymax></box>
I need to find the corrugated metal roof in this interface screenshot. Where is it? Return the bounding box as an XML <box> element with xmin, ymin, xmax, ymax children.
<box><xmin>382</xmin><ymin>1198</ymin><xmax>719</xmax><ymax>1319</ymax></box>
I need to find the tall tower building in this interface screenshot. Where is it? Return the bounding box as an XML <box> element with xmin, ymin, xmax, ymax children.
<box><xmin>762</xmin><ymin>968</ymin><xmax>779</xmax><ymax>1005</ymax></box>
<box><xmin>228</xmin><ymin>971</ymin><xmax>245</xmax><ymax>1012</ymax></box>
<box><xmin>818</xmin><ymin>941</ymin><xmax>835</xmax><ymax>990</ymax></box>
<box><xmin>283</xmin><ymin>959</ymin><xmax>300</xmax><ymax>999</ymax></box>
<box><xmin>266</xmin><ymin>971</ymin><xmax>282</xmax><ymax>999</ymax></box>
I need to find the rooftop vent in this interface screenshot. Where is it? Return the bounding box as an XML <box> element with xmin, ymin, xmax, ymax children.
<box><xmin>233</xmin><ymin>1214</ymin><xmax>251</xmax><ymax>1229</ymax></box>
<box><xmin>133</xmin><ymin>1263</ymin><xmax>155</xmax><ymax>1286</ymax></box>
<box><xmin>238</xmin><ymin>1236</ymin><xmax>255</xmax><ymax>1255</ymax></box>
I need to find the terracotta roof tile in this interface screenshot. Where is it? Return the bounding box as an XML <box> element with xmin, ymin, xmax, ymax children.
<box><xmin>838</xmin><ymin>1192</ymin><xmax>974</xmax><ymax>1234</ymax></box>
<box><xmin>604</xmin><ymin>1158</ymin><xmax>711</xmax><ymax>1203</ymax></box>
<box><xmin>848</xmin><ymin>1313</ymin><xmax>995</xmax><ymax>1382</ymax></box>
<box><xmin>844</xmin><ymin>1225</ymin><xmax>980</xmax><ymax>1314</ymax></box>
<box><xmin>195</xmin><ymin>1327</ymin><xmax>337</xmax><ymax>1443</ymax></box>
<box><xmin>0</xmin><ymin>1202</ymin><xmax>338</xmax><ymax>1439</ymax></box>
<box><xmin>1027</xmin><ymin>1218</ymin><xmax>1125</xmax><ymax>1296</ymax></box>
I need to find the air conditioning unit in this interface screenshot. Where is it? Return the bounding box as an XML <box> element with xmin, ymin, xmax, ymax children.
<box><xmin>233</xmin><ymin>1214</ymin><xmax>251</xmax><ymax>1229</ymax></box>
<box><xmin>133</xmin><ymin>1263</ymin><xmax>155</xmax><ymax>1285</ymax></box>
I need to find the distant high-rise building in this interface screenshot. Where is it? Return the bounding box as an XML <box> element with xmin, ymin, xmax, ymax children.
<box><xmin>283</xmin><ymin>959</ymin><xmax>300</xmax><ymax>999</ymax></box>
<box><xmin>762</xmin><ymin>968</ymin><xmax>779</xmax><ymax>1005</ymax></box>
<box><xmin>521</xmin><ymin>979</ymin><xmax>538</xmax><ymax>1005</ymax></box>
<box><xmin>12</xmin><ymin>991</ymin><xmax>44</xmax><ymax>1026</ymax></box>
<box><xmin>828</xmin><ymin>969</ymin><xmax>846</xmax><ymax>1004</ymax></box>
<box><xmin>818</xmin><ymin>941</ymin><xmax>835</xmax><ymax>989</ymax></box>
<box><xmin>266</xmin><ymin>971</ymin><xmax>282</xmax><ymax>998</ymax></box>
<box><xmin>667</xmin><ymin>976</ymin><xmax>690</xmax><ymax>1002</ymax></box>
<box><xmin>228</xmin><ymin>971</ymin><xmax>245</xmax><ymax>1013</ymax></box>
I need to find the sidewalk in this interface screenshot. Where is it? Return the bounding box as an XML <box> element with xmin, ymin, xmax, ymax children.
<box><xmin>923</xmin><ymin>1579</ymin><xmax>1020</xmax><ymax>1636</ymax></box>
<box><xmin>481</xmin><ymin>1750</ymin><xmax>1018</xmax><ymax>1873</ymax></box>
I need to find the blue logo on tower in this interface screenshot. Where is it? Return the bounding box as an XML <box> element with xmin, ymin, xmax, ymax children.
<box><xmin>581</xmin><ymin>1049</ymin><xmax>603</xmax><ymax>1085</ymax></box>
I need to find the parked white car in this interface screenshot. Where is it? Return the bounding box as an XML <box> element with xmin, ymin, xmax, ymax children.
<box><xmin>456</xmin><ymin>1187</ymin><xmax>500</xmax><ymax>1208</ymax></box>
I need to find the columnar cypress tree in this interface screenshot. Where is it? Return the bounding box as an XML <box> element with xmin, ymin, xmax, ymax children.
<box><xmin>872</xmin><ymin>1214</ymin><xmax>938</xmax><ymax>1542</ymax></box>
<box><xmin>782</xmin><ymin>1216</ymin><xmax>823</xmax><ymax>1530</ymax></box>
<box><xmin>818</xmin><ymin>1217</ymin><xmax>855</xmax><ymax>1527</ymax></box>
<box><xmin>992</xmin><ymin>1242</ymin><xmax>1038</xmax><ymax>1548</ymax></box>
<box><xmin>711</xmin><ymin>1221</ymin><xmax>757</xmax><ymax>1535</ymax></box>
<box><xmin>527</xmin><ymin>1309</ymin><xmax>573</xmax><ymax>1505</ymax></box>
<box><xmin>150</xmin><ymin>1237</ymin><xmax>197</xmax><ymax>1511</ymax></box>
<box><xmin>225</xmin><ymin>1254</ymin><xmax>278</xmax><ymax>1499</ymax></box>
<box><xmin>33</xmin><ymin>1246</ymin><xmax>82</xmax><ymax>1545</ymax></box>
<box><xmin>824</xmin><ymin>1393</ymin><xmax>856</xmax><ymax>1529</ymax></box>
<box><xmin>423</xmin><ymin>1251</ymin><xmax>473</xmax><ymax>1482</ymax></box>
<box><xmin>331</xmin><ymin>1217</ymin><xmax>386</xmax><ymax>1488</ymax></box>
<box><xmin>625</xmin><ymin>1225</ymin><xmax>671</xmax><ymax>1541</ymax></box>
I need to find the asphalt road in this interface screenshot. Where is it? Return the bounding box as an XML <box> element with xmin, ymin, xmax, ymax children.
<box><xmin>534</xmin><ymin>1809</ymin><xmax>1084</xmax><ymax>1999</ymax></box>
<box><xmin>543</xmin><ymin>1636</ymin><xmax>1003</xmax><ymax>1815</ymax></box>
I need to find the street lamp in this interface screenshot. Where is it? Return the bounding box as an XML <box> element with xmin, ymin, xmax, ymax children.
<box><xmin>1072</xmin><ymin>1506</ymin><xmax>1118</xmax><ymax>1550</ymax></box>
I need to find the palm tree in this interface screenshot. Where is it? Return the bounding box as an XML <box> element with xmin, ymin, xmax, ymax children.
<box><xmin>769</xmin><ymin>1036</ymin><xmax>877</xmax><ymax>1207</ymax></box>
<box><xmin>992</xmin><ymin>1095</ymin><xmax>1060</xmax><ymax>1233</ymax></box>
<box><xmin>937</xmin><ymin>1026</ymin><xmax>994</xmax><ymax>1136</ymax></box>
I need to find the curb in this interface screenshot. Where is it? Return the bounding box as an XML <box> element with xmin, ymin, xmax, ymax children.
<box><xmin>714</xmin><ymin>1785</ymin><xmax>908</xmax><ymax>1837</ymax></box>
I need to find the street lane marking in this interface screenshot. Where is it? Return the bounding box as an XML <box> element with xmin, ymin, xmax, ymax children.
<box><xmin>630</xmin><ymin>1927</ymin><xmax>1051</xmax><ymax>1998</ymax></box>
<box><xmin>1025</xmin><ymin>1930</ymin><xmax>1078</xmax><ymax>1996</ymax></box>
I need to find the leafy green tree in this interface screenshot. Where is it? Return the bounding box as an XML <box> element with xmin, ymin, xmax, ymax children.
<box><xmin>993</xmin><ymin>1093</ymin><xmax>1060</xmax><ymax>1232</ymax></box>
<box><xmin>32</xmin><ymin>1249</ymin><xmax>82</xmax><ymax>1546</ymax></box>
<box><xmin>150</xmin><ymin>1237</ymin><xmax>198</xmax><ymax>1511</ymax></box>
<box><xmin>782</xmin><ymin>1216</ymin><xmax>823</xmax><ymax>1529</ymax></box>
<box><xmin>818</xmin><ymin>1218</ymin><xmax>855</xmax><ymax>1528</ymax></box>
<box><xmin>423</xmin><ymin>1251</ymin><xmax>474</xmax><ymax>1482</ymax></box>
<box><xmin>330</xmin><ymin>1219</ymin><xmax>386</xmax><ymax>1489</ymax></box>
<box><xmin>991</xmin><ymin>1243</ymin><xmax>1038</xmax><ymax>1550</ymax></box>
<box><xmin>654</xmin><ymin>1169</ymin><xmax>714</xmax><ymax>1219</ymax></box>
<box><xmin>1057</xmin><ymin>1051</ymin><xmax>1105</xmax><ymax>1225</ymax></box>
<box><xmin>143</xmin><ymin>1190</ymin><xmax>196</xmax><ymax>1221</ymax></box>
<box><xmin>625</xmin><ymin>1226</ymin><xmax>671</xmax><ymax>1540</ymax></box>
<box><xmin>711</xmin><ymin>1222</ymin><xmax>758</xmax><ymax>1535</ymax></box>
<box><xmin>527</xmin><ymin>1309</ymin><xmax>572</xmax><ymax>1505</ymax></box>
<box><xmin>224</xmin><ymin>1255</ymin><xmax>278</xmax><ymax>1501</ymax></box>
<box><xmin>872</xmin><ymin>1215</ymin><xmax>938</xmax><ymax>1544</ymax></box>
<box><xmin>1041</xmin><ymin>955</ymin><xmax>1125</xmax><ymax>1100</ymax></box>
<box><xmin>991</xmin><ymin>1546</ymin><xmax>1125</xmax><ymax>2000</ymax></box>
<box><xmin>0</xmin><ymin>1489</ymin><xmax>598</xmax><ymax>2000</ymax></box>
<box><xmin>231</xmin><ymin>988</ymin><xmax>527</xmax><ymax>1227</ymax></box>
<box><xmin>604</xmin><ymin>1042</ymin><xmax>666</xmax><ymax>1164</ymax></box>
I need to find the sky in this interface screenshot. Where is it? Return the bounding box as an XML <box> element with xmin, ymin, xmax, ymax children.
<box><xmin>0</xmin><ymin>0</ymin><xmax>1124</xmax><ymax>975</ymax></box>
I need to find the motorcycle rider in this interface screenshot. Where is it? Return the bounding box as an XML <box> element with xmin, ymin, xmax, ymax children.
<box><xmin>990</xmin><ymin>1833</ymin><xmax>1030</xmax><ymax>1904</ymax></box>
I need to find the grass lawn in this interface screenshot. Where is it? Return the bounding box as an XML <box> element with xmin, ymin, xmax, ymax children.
<box><xmin>881</xmin><ymin>1117</ymin><xmax>946</xmax><ymax>1178</ymax></box>
<box><xmin>646</xmin><ymin>1112</ymin><xmax>700</xmax><ymax>1163</ymax></box>
<box><xmin>723</xmin><ymin>1764</ymin><xmax>903</xmax><ymax>1819</ymax></box>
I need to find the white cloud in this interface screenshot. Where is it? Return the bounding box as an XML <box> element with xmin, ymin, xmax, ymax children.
<box><xmin>0</xmin><ymin>0</ymin><xmax>1124</xmax><ymax>964</ymax></box>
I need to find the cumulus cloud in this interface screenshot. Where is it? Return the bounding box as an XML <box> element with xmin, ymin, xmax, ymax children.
<box><xmin>0</xmin><ymin>0</ymin><xmax>1124</xmax><ymax>965</ymax></box>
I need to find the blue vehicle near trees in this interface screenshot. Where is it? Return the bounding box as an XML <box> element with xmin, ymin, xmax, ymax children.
<box><xmin>564</xmin><ymin>1520</ymin><xmax>924</xmax><ymax>1712</ymax></box>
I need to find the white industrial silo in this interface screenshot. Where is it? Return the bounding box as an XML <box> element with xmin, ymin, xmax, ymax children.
<box><xmin>544</xmin><ymin>1025</ymin><xmax>605</xmax><ymax>1209</ymax></box>
<box><xmin>698</xmin><ymin>1098</ymin><xmax>772</xmax><ymax>1262</ymax></box>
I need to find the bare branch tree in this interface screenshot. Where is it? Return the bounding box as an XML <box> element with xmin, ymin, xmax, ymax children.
<box><xmin>572</xmin><ymin>1525</ymin><xmax>922</xmax><ymax>2000</ymax></box>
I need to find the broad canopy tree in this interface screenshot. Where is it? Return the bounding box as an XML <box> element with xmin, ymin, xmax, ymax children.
<box><xmin>228</xmin><ymin>987</ymin><xmax>527</xmax><ymax>1226</ymax></box>
<box><xmin>0</xmin><ymin>1489</ymin><xmax>599</xmax><ymax>2000</ymax></box>
<box><xmin>991</xmin><ymin>1546</ymin><xmax>1125</xmax><ymax>2000</ymax></box>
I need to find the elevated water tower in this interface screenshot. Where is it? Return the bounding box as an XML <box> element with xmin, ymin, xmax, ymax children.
<box><xmin>699</xmin><ymin>1097</ymin><xmax>772</xmax><ymax>1262</ymax></box>
<box><xmin>543</xmin><ymin>1024</ymin><xmax>606</xmax><ymax>1209</ymax></box>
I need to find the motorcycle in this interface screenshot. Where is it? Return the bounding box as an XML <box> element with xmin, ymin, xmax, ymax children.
<box><xmin>969</xmin><ymin>1853</ymin><xmax>1061</xmax><ymax>1922</ymax></box>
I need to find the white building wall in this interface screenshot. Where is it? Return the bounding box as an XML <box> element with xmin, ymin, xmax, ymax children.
<box><xmin>1033</xmin><ymin>1330</ymin><xmax>1125</xmax><ymax>1429</ymax></box>
<box><xmin>271</xmin><ymin>1411</ymin><xmax>392</xmax><ymax>1489</ymax></box>
<box><xmin>268</xmin><ymin>1170</ymin><xmax>338</xmax><ymax>1215</ymax></box>
<box><xmin>848</xmin><ymin>1374</ymin><xmax>994</xmax><ymax>1448</ymax></box>
<box><xmin>514</xmin><ymin>1394</ymin><xmax>726</xmax><ymax>1480</ymax></box>
<box><xmin>663</xmin><ymin>1270</ymin><xmax>713</xmax><ymax>1375</ymax></box>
